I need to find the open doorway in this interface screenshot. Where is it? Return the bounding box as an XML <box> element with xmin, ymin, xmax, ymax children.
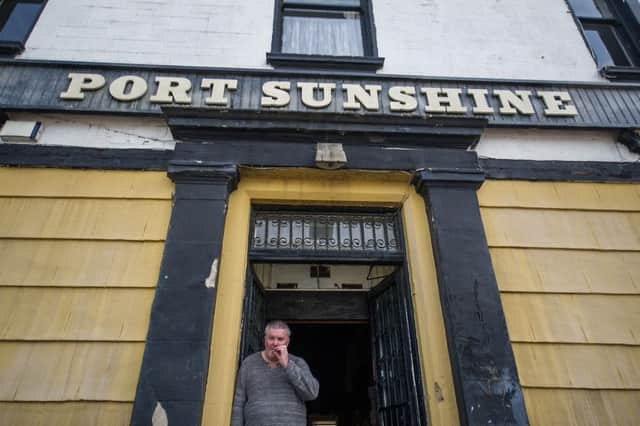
<box><xmin>239</xmin><ymin>209</ymin><xmax>425</xmax><ymax>425</ymax></box>
<box><xmin>289</xmin><ymin>322</ymin><xmax>373</xmax><ymax>426</ymax></box>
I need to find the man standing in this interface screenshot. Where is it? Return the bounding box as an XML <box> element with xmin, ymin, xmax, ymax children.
<box><xmin>232</xmin><ymin>320</ymin><xmax>320</xmax><ymax>426</ymax></box>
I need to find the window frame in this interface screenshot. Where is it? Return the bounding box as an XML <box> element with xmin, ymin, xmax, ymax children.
<box><xmin>567</xmin><ymin>0</ymin><xmax>640</xmax><ymax>81</ymax></box>
<box><xmin>0</xmin><ymin>0</ymin><xmax>47</xmax><ymax>55</ymax></box>
<box><xmin>267</xmin><ymin>0</ymin><xmax>384</xmax><ymax>71</ymax></box>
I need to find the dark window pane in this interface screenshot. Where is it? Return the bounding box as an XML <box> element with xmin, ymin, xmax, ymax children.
<box><xmin>282</xmin><ymin>9</ymin><xmax>364</xmax><ymax>56</ymax></box>
<box><xmin>584</xmin><ymin>25</ymin><xmax>631</xmax><ymax>66</ymax></box>
<box><xmin>0</xmin><ymin>1</ymin><xmax>43</xmax><ymax>43</ymax></box>
<box><xmin>283</xmin><ymin>0</ymin><xmax>360</xmax><ymax>7</ymax></box>
<box><xmin>567</xmin><ymin>0</ymin><xmax>612</xmax><ymax>18</ymax></box>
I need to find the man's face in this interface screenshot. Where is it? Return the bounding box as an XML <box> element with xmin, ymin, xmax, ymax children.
<box><xmin>264</xmin><ymin>327</ymin><xmax>289</xmax><ymax>355</ymax></box>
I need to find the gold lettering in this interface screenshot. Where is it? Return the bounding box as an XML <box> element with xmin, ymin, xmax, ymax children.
<box><xmin>109</xmin><ymin>75</ymin><xmax>148</xmax><ymax>102</ymax></box>
<box><xmin>298</xmin><ymin>82</ymin><xmax>335</xmax><ymax>109</ymax></box>
<box><xmin>261</xmin><ymin>81</ymin><xmax>291</xmax><ymax>107</ymax></box>
<box><xmin>150</xmin><ymin>77</ymin><xmax>192</xmax><ymax>104</ymax></box>
<box><xmin>388</xmin><ymin>86</ymin><xmax>418</xmax><ymax>112</ymax></box>
<box><xmin>342</xmin><ymin>84</ymin><xmax>382</xmax><ymax>111</ymax></box>
<box><xmin>60</xmin><ymin>73</ymin><xmax>106</xmax><ymax>100</ymax></box>
<box><xmin>201</xmin><ymin>78</ymin><xmax>238</xmax><ymax>106</ymax></box>
<box><xmin>421</xmin><ymin>88</ymin><xmax>467</xmax><ymax>114</ymax></box>
<box><xmin>537</xmin><ymin>90</ymin><xmax>578</xmax><ymax>116</ymax></box>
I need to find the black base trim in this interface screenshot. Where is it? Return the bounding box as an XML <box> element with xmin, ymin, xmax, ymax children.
<box><xmin>480</xmin><ymin>158</ymin><xmax>640</xmax><ymax>181</ymax></box>
<box><xmin>0</xmin><ymin>144</ymin><xmax>171</xmax><ymax>169</ymax></box>
<box><xmin>0</xmin><ymin>144</ymin><xmax>638</xmax><ymax>184</ymax></box>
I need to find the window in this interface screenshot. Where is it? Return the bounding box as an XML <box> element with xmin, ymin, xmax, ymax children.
<box><xmin>267</xmin><ymin>0</ymin><xmax>384</xmax><ymax>71</ymax></box>
<box><xmin>567</xmin><ymin>0</ymin><xmax>640</xmax><ymax>80</ymax></box>
<box><xmin>0</xmin><ymin>0</ymin><xmax>46</xmax><ymax>55</ymax></box>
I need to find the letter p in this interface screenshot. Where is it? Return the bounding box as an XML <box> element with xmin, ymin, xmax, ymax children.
<box><xmin>60</xmin><ymin>73</ymin><xmax>106</xmax><ymax>100</ymax></box>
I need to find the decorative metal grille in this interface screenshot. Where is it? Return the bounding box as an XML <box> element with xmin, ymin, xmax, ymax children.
<box><xmin>251</xmin><ymin>211</ymin><xmax>402</xmax><ymax>255</ymax></box>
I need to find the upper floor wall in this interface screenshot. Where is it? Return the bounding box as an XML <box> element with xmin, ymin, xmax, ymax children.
<box><xmin>16</xmin><ymin>0</ymin><xmax>605</xmax><ymax>82</ymax></box>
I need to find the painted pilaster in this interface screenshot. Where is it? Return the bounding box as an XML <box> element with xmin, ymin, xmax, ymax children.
<box><xmin>131</xmin><ymin>161</ymin><xmax>238</xmax><ymax>426</ymax></box>
<box><xmin>413</xmin><ymin>169</ymin><xmax>529</xmax><ymax>426</ymax></box>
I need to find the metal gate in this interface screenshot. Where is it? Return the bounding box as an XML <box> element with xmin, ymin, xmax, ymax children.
<box><xmin>238</xmin><ymin>267</ymin><xmax>266</xmax><ymax>363</ymax></box>
<box><xmin>369</xmin><ymin>268</ymin><xmax>426</xmax><ymax>426</ymax></box>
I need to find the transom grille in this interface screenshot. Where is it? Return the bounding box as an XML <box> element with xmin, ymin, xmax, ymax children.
<box><xmin>251</xmin><ymin>211</ymin><xmax>403</xmax><ymax>257</ymax></box>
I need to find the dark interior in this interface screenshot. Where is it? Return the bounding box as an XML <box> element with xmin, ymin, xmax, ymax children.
<box><xmin>288</xmin><ymin>323</ymin><xmax>373</xmax><ymax>426</ymax></box>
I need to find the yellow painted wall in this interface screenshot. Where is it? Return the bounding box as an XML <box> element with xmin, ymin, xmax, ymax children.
<box><xmin>0</xmin><ymin>167</ymin><xmax>172</xmax><ymax>425</ymax></box>
<box><xmin>202</xmin><ymin>168</ymin><xmax>460</xmax><ymax>426</ymax></box>
<box><xmin>478</xmin><ymin>180</ymin><xmax>640</xmax><ymax>425</ymax></box>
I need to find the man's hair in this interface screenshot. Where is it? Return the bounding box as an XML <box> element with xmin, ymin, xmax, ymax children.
<box><xmin>264</xmin><ymin>320</ymin><xmax>291</xmax><ymax>337</ymax></box>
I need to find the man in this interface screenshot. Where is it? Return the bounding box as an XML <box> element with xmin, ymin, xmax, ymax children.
<box><xmin>231</xmin><ymin>320</ymin><xmax>320</xmax><ymax>426</ymax></box>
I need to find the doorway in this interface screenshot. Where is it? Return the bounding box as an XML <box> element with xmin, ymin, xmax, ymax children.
<box><xmin>289</xmin><ymin>322</ymin><xmax>373</xmax><ymax>426</ymax></box>
<box><xmin>239</xmin><ymin>208</ymin><xmax>426</xmax><ymax>425</ymax></box>
<box><xmin>239</xmin><ymin>261</ymin><xmax>426</xmax><ymax>426</ymax></box>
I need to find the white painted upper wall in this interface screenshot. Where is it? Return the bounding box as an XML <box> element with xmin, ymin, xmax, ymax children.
<box><xmin>373</xmin><ymin>0</ymin><xmax>604</xmax><ymax>82</ymax></box>
<box><xmin>19</xmin><ymin>0</ymin><xmax>604</xmax><ymax>82</ymax></box>
<box><xmin>475</xmin><ymin>129</ymin><xmax>640</xmax><ymax>162</ymax></box>
<box><xmin>6</xmin><ymin>112</ymin><xmax>175</xmax><ymax>150</ymax></box>
<box><xmin>20</xmin><ymin>0</ymin><xmax>274</xmax><ymax>68</ymax></box>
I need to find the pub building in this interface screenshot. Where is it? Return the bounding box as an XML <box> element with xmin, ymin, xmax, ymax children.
<box><xmin>0</xmin><ymin>0</ymin><xmax>638</xmax><ymax>425</ymax></box>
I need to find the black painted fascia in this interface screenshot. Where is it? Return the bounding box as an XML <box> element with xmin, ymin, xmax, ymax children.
<box><xmin>162</xmin><ymin>107</ymin><xmax>487</xmax><ymax>150</ymax></box>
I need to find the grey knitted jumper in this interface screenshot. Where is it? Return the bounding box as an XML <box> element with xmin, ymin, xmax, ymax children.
<box><xmin>231</xmin><ymin>352</ymin><xmax>319</xmax><ymax>426</ymax></box>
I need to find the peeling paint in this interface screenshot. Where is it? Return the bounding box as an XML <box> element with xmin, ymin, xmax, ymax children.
<box><xmin>205</xmin><ymin>257</ymin><xmax>219</xmax><ymax>288</ymax></box>
<box><xmin>434</xmin><ymin>381</ymin><xmax>445</xmax><ymax>402</ymax></box>
<box><xmin>152</xmin><ymin>402</ymin><xmax>168</xmax><ymax>426</ymax></box>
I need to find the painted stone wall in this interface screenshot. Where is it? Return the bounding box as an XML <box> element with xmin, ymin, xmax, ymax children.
<box><xmin>19</xmin><ymin>0</ymin><xmax>603</xmax><ymax>81</ymax></box>
<box><xmin>0</xmin><ymin>168</ymin><xmax>172</xmax><ymax>425</ymax></box>
<box><xmin>479</xmin><ymin>180</ymin><xmax>640</xmax><ymax>425</ymax></box>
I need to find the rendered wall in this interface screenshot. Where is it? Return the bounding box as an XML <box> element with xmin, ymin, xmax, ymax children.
<box><xmin>479</xmin><ymin>180</ymin><xmax>640</xmax><ymax>425</ymax></box>
<box><xmin>19</xmin><ymin>0</ymin><xmax>603</xmax><ymax>82</ymax></box>
<box><xmin>0</xmin><ymin>168</ymin><xmax>172</xmax><ymax>425</ymax></box>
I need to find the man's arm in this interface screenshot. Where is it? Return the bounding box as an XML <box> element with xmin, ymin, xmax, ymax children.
<box><xmin>284</xmin><ymin>357</ymin><xmax>320</xmax><ymax>401</ymax></box>
<box><xmin>230</xmin><ymin>363</ymin><xmax>246</xmax><ymax>426</ymax></box>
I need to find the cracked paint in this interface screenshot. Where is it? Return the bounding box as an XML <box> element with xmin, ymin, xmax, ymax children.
<box><xmin>205</xmin><ymin>257</ymin><xmax>219</xmax><ymax>288</ymax></box>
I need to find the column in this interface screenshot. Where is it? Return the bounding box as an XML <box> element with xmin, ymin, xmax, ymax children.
<box><xmin>131</xmin><ymin>161</ymin><xmax>238</xmax><ymax>425</ymax></box>
<box><xmin>413</xmin><ymin>168</ymin><xmax>529</xmax><ymax>426</ymax></box>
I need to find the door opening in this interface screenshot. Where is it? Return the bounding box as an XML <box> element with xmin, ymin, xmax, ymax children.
<box><xmin>239</xmin><ymin>208</ymin><xmax>425</xmax><ymax>425</ymax></box>
<box><xmin>289</xmin><ymin>322</ymin><xmax>373</xmax><ymax>426</ymax></box>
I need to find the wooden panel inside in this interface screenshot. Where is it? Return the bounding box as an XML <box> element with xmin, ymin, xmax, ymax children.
<box><xmin>491</xmin><ymin>248</ymin><xmax>640</xmax><ymax>294</ymax></box>
<box><xmin>481</xmin><ymin>208</ymin><xmax>640</xmax><ymax>250</ymax></box>
<box><xmin>266</xmin><ymin>291</ymin><xmax>369</xmax><ymax>321</ymax></box>
<box><xmin>0</xmin><ymin>342</ymin><xmax>144</xmax><ymax>401</ymax></box>
<box><xmin>478</xmin><ymin>180</ymin><xmax>640</xmax><ymax>211</ymax></box>
<box><xmin>0</xmin><ymin>402</ymin><xmax>132</xmax><ymax>426</ymax></box>
<box><xmin>522</xmin><ymin>389</ymin><xmax>640</xmax><ymax>426</ymax></box>
<box><xmin>0</xmin><ymin>168</ymin><xmax>172</xmax><ymax>199</ymax></box>
<box><xmin>0</xmin><ymin>240</ymin><xmax>163</xmax><ymax>287</ymax></box>
<box><xmin>502</xmin><ymin>293</ymin><xmax>640</xmax><ymax>345</ymax></box>
<box><xmin>513</xmin><ymin>343</ymin><xmax>640</xmax><ymax>389</ymax></box>
<box><xmin>0</xmin><ymin>288</ymin><xmax>154</xmax><ymax>341</ymax></box>
<box><xmin>0</xmin><ymin>198</ymin><xmax>171</xmax><ymax>240</ymax></box>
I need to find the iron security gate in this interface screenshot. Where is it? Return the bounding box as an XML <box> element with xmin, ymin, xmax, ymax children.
<box><xmin>238</xmin><ymin>267</ymin><xmax>266</xmax><ymax>363</ymax></box>
<box><xmin>369</xmin><ymin>268</ymin><xmax>426</xmax><ymax>426</ymax></box>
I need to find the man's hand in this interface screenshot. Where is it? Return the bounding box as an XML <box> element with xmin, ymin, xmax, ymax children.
<box><xmin>273</xmin><ymin>344</ymin><xmax>289</xmax><ymax>367</ymax></box>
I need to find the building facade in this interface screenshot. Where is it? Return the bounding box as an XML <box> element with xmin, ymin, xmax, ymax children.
<box><xmin>0</xmin><ymin>0</ymin><xmax>639</xmax><ymax>425</ymax></box>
